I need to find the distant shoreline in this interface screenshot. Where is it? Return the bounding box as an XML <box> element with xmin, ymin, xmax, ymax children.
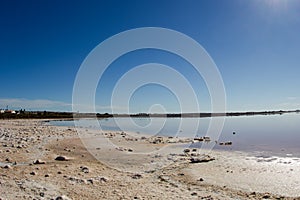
<box><xmin>113</xmin><ymin>109</ymin><xmax>299</xmax><ymax>118</ymax></box>
<box><xmin>0</xmin><ymin>109</ymin><xmax>299</xmax><ymax>120</ymax></box>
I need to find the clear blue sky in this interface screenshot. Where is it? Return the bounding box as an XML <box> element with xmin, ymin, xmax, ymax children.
<box><xmin>1</xmin><ymin>0</ymin><xmax>300</xmax><ymax>112</ymax></box>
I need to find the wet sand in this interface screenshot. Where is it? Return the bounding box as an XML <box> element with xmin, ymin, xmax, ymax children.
<box><xmin>0</xmin><ymin>119</ymin><xmax>300</xmax><ymax>199</ymax></box>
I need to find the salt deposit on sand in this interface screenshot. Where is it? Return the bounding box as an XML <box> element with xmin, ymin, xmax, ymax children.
<box><xmin>0</xmin><ymin>119</ymin><xmax>299</xmax><ymax>199</ymax></box>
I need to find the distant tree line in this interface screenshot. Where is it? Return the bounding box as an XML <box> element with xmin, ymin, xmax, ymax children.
<box><xmin>0</xmin><ymin>111</ymin><xmax>113</xmax><ymax>119</ymax></box>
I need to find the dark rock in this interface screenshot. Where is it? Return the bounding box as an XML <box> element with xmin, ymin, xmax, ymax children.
<box><xmin>80</xmin><ymin>166</ymin><xmax>89</xmax><ymax>173</ymax></box>
<box><xmin>55</xmin><ymin>195</ymin><xmax>71</xmax><ymax>200</ymax></box>
<box><xmin>55</xmin><ymin>156</ymin><xmax>68</xmax><ymax>161</ymax></box>
<box><xmin>262</xmin><ymin>193</ymin><xmax>271</xmax><ymax>199</ymax></box>
<box><xmin>33</xmin><ymin>159</ymin><xmax>46</xmax><ymax>164</ymax></box>
<box><xmin>183</xmin><ymin>149</ymin><xmax>190</xmax><ymax>153</ymax></box>
<box><xmin>191</xmin><ymin>192</ymin><xmax>197</xmax><ymax>196</ymax></box>
<box><xmin>3</xmin><ymin>165</ymin><xmax>11</xmax><ymax>169</ymax></box>
<box><xmin>224</xmin><ymin>141</ymin><xmax>232</xmax><ymax>145</ymax></box>
<box><xmin>131</xmin><ymin>174</ymin><xmax>142</xmax><ymax>179</ymax></box>
<box><xmin>99</xmin><ymin>177</ymin><xmax>108</xmax><ymax>182</ymax></box>
<box><xmin>30</xmin><ymin>171</ymin><xmax>36</xmax><ymax>175</ymax></box>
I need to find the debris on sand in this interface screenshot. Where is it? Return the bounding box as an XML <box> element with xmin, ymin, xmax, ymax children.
<box><xmin>190</xmin><ymin>155</ymin><xmax>215</xmax><ymax>163</ymax></box>
<box><xmin>219</xmin><ymin>141</ymin><xmax>232</xmax><ymax>145</ymax></box>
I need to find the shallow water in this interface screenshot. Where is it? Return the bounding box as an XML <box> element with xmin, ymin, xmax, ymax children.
<box><xmin>50</xmin><ymin>113</ymin><xmax>300</xmax><ymax>157</ymax></box>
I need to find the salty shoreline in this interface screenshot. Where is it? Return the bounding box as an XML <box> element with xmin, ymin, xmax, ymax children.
<box><xmin>0</xmin><ymin>119</ymin><xmax>300</xmax><ymax>199</ymax></box>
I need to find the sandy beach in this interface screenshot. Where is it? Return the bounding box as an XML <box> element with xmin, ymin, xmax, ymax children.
<box><xmin>1</xmin><ymin>119</ymin><xmax>300</xmax><ymax>200</ymax></box>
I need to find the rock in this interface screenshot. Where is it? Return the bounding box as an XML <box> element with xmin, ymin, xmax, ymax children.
<box><xmin>45</xmin><ymin>174</ymin><xmax>50</xmax><ymax>177</ymax></box>
<box><xmin>190</xmin><ymin>155</ymin><xmax>215</xmax><ymax>163</ymax></box>
<box><xmin>33</xmin><ymin>159</ymin><xmax>46</xmax><ymax>164</ymax></box>
<box><xmin>87</xmin><ymin>179</ymin><xmax>94</xmax><ymax>184</ymax></box>
<box><xmin>199</xmin><ymin>178</ymin><xmax>204</xmax><ymax>181</ymax></box>
<box><xmin>80</xmin><ymin>166</ymin><xmax>89</xmax><ymax>173</ymax></box>
<box><xmin>191</xmin><ymin>192</ymin><xmax>197</xmax><ymax>196</ymax></box>
<box><xmin>55</xmin><ymin>195</ymin><xmax>71</xmax><ymax>200</ymax></box>
<box><xmin>219</xmin><ymin>141</ymin><xmax>232</xmax><ymax>145</ymax></box>
<box><xmin>64</xmin><ymin>148</ymin><xmax>71</xmax><ymax>152</ymax></box>
<box><xmin>99</xmin><ymin>176</ymin><xmax>108</xmax><ymax>182</ymax></box>
<box><xmin>128</xmin><ymin>148</ymin><xmax>133</xmax><ymax>152</ymax></box>
<box><xmin>131</xmin><ymin>174</ymin><xmax>142</xmax><ymax>179</ymax></box>
<box><xmin>262</xmin><ymin>193</ymin><xmax>271</xmax><ymax>199</ymax></box>
<box><xmin>2</xmin><ymin>165</ymin><xmax>11</xmax><ymax>169</ymax></box>
<box><xmin>183</xmin><ymin>149</ymin><xmax>190</xmax><ymax>153</ymax></box>
<box><xmin>224</xmin><ymin>141</ymin><xmax>232</xmax><ymax>145</ymax></box>
<box><xmin>158</xmin><ymin>175</ymin><xmax>170</xmax><ymax>182</ymax></box>
<box><xmin>30</xmin><ymin>171</ymin><xmax>36</xmax><ymax>175</ymax></box>
<box><xmin>55</xmin><ymin>156</ymin><xmax>68</xmax><ymax>161</ymax></box>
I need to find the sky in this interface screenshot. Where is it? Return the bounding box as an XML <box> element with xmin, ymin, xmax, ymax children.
<box><xmin>1</xmin><ymin>0</ymin><xmax>300</xmax><ymax>113</ymax></box>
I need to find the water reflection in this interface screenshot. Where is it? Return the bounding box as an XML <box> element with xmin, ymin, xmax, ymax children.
<box><xmin>51</xmin><ymin>113</ymin><xmax>300</xmax><ymax>157</ymax></box>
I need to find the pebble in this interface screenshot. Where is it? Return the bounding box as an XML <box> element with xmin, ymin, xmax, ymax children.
<box><xmin>33</xmin><ymin>159</ymin><xmax>46</xmax><ymax>164</ymax></box>
<box><xmin>183</xmin><ymin>149</ymin><xmax>190</xmax><ymax>153</ymax></box>
<box><xmin>99</xmin><ymin>176</ymin><xmax>109</xmax><ymax>182</ymax></box>
<box><xmin>87</xmin><ymin>179</ymin><xmax>94</xmax><ymax>184</ymax></box>
<box><xmin>262</xmin><ymin>193</ymin><xmax>271</xmax><ymax>199</ymax></box>
<box><xmin>30</xmin><ymin>171</ymin><xmax>36</xmax><ymax>175</ymax></box>
<box><xmin>80</xmin><ymin>166</ymin><xmax>89</xmax><ymax>173</ymax></box>
<box><xmin>3</xmin><ymin>165</ymin><xmax>11</xmax><ymax>169</ymax></box>
<box><xmin>191</xmin><ymin>192</ymin><xmax>197</xmax><ymax>196</ymax></box>
<box><xmin>55</xmin><ymin>195</ymin><xmax>72</xmax><ymax>200</ymax></box>
<box><xmin>55</xmin><ymin>156</ymin><xmax>68</xmax><ymax>161</ymax></box>
<box><xmin>131</xmin><ymin>174</ymin><xmax>142</xmax><ymax>179</ymax></box>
